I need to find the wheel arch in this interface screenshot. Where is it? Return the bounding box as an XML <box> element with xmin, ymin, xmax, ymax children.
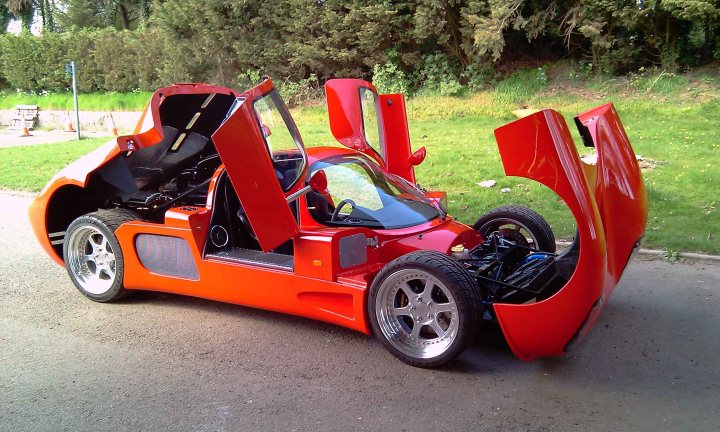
<box><xmin>38</xmin><ymin>181</ymin><xmax>109</xmax><ymax>263</ymax></box>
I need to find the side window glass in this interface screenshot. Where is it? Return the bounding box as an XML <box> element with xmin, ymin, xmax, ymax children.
<box><xmin>360</xmin><ymin>87</ymin><xmax>383</xmax><ymax>158</ymax></box>
<box><xmin>253</xmin><ymin>90</ymin><xmax>306</xmax><ymax>191</ymax></box>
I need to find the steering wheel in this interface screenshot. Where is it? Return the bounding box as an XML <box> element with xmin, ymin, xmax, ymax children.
<box><xmin>331</xmin><ymin>199</ymin><xmax>357</xmax><ymax>222</ymax></box>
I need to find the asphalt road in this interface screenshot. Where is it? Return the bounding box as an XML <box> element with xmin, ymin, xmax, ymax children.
<box><xmin>2</xmin><ymin>192</ymin><xmax>719</xmax><ymax>432</ymax></box>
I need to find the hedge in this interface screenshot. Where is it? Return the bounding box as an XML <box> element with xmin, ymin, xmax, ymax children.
<box><xmin>0</xmin><ymin>30</ymin><xmax>166</xmax><ymax>92</ymax></box>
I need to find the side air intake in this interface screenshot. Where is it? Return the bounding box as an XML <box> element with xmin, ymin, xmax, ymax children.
<box><xmin>135</xmin><ymin>234</ymin><xmax>199</xmax><ymax>280</ymax></box>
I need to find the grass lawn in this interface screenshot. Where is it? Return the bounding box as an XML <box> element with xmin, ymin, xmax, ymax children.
<box><xmin>1</xmin><ymin>69</ymin><xmax>718</xmax><ymax>254</ymax></box>
<box><xmin>0</xmin><ymin>137</ymin><xmax>111</xmax><ymax>191</ymax></box>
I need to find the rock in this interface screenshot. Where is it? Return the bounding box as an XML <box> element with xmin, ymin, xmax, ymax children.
<box><xmin>501</xmin><ymin>188</ymin><xmax>511</xmax><ymax>193</ymax></box>
<box><xmin>476</xmin><ymin>180</ymin><xmax>497</xmax><ymax>188</ymax></box>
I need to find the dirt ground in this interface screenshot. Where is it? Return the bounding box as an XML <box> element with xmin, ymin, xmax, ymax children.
<box><xmin>1</xmin><ymin>192</ymin><xmax>719</xmax><ymax>432</ymax></box>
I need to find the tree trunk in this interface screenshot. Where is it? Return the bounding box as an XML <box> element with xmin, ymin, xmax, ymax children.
<box><xmin>42</xmin><ymin>0</ymin><xmax>55</xmax><ymax>32</ymax></box>
<box><xmin>20</xmin><ymin>7</ymin><xmax>33</xmax><ymax>31</ymax></box>
<box><xmin>139</xmin><ymin>0</ymin><xmax>150</xmax><ymax>28</ymax></box>
<box><xmin>118</xmin><ymin>3</ymin><xmax>131</xmax><ymax>30</ymax></box>
<box><xmin>445</xmin><ymin>4</ymin><xmax>466</xmax><ymax>66</ymax></box>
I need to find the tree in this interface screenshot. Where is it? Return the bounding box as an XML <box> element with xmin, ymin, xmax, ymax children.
<box><xmin>5</xmin><ymin>0</ymin><xmax>35</xmax><ymax>31</ymax></box>
<box><xmin>56</xmin><ymin>0</ymin><xmax>149</xmax><ymax>30</ymax></box>
<box><xmin>1</xmin><ymin>2</ymin><xmax>13</xmax><ymax>32</ymax></box>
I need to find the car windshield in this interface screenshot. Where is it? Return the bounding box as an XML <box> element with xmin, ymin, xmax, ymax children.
<box><xmin>307</xmin><ymin>154</ymin><xmax>441</xmax><ymax>229</ymax></box>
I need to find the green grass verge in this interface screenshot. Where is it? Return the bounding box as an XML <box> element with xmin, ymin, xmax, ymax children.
<box><xmin>0</xmin><ymin>91</ymin><xmax>152</xmax><ymax>111</ymax></box>
<box><xmin>0</xmin><ymin>138</ymin><xmax>111</xmax><ymax>191</ymax></box>
<box><xmin>1</xmin><ymin>69</ymin><xmax>718</xmax><ymax>254</ymax></box>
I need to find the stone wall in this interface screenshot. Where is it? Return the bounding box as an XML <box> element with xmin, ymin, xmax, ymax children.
<box><xmin>0</xmin><ymin>110</ymin><xmax>142</xmax><ymax>133</ymax></box>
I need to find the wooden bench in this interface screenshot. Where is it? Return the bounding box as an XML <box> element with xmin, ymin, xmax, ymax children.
<box><xmin>10</xmin><ymin>105</ymin><xmax>38</xmax><ymax>130</ymax></box>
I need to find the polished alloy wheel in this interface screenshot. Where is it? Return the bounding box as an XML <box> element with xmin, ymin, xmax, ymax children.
<box><xmin>375</xmin><ymin>268</ymin><xmax>459</xmax><ymax>360</ymax></box>
<box><xmin>66</xmin><ymin>225</ymin><xmax>117</xmax><ymax>295</ymax></box>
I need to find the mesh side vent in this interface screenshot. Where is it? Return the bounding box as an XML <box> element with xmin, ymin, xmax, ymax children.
<box><xmin>135</xmin><ymin>234</ymin><xmax>199</xmax><ymax>280</ymax></box>
<box><xmin>339</xmin><ymin>233</ymin><xmax>368</xmax><ymax>269</ymax></box>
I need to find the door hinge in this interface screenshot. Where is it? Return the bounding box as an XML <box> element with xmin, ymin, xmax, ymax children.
<box><xmin>366</xmin><ymin>236</ymin><xmax>379</xmax><ymax>248</ymax></box>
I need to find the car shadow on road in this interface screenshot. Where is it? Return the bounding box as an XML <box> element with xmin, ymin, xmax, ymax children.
<box><xmin>118</xmin><ymin>289</ymin><xmax>371</xmax><ymax>340</ymax></box>
<box><xmin>113</xmin><ymin>282</ymin><xmax>719</xmax><ymax>392</ymax></box>
<box><xmin>117</xmin><ymin>289</ymin><xmax>527</xmax><ymax>369</ymax></box>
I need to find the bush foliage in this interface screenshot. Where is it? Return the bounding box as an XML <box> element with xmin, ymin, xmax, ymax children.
<box><xmin>0</xmin><ymin>0</ymin><xmax>718</xmax><ymax>93</ymax></box>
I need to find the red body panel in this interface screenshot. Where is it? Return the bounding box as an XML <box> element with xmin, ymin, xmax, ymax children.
<box><xmin>492</xmin><ymin>105</ymin><xmax>647</xmax><ymax>360</ymax></box>
<box><xmin>326</xmin><ymin>79</ymin><xmax>422</xmax><ymax>182</ymax></box>
<box><xmin>115</xmin><ymin>216</ymin><xmax>371</xmax><ymax>334</ymax></box>
<box><xmin>378</xmin><ymin>94</ymin><xmax>416</xmax><ymax>182</ymax></box>
<box><xmin>29</xmin><ymin>140</ymin><xmax>120</xmax><ymax>264</ymax></box>
<box><xmin>28</xmin><ymin>83</ymin><xmax>239</xmax><ymax>264</ymax></box>
<box><xmin>326</xmin><ymin>79</ymin><xmax>382</xmax><ymax>159</ymax></box>
<box><xmin>118</xmin><ymin>83</ymin><xmax>237</xmax><ymax>152</ymax></box>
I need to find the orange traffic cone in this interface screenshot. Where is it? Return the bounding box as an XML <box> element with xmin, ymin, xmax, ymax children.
<box><xmin>64</xmin><ymin>112</ymin><xmax>76</xmax><ymax>132</ymax></box>
<box><xmin>107</xmin><ymin>112</ymin><xmax>118</xmax><ymax>136</ymax></box>
<box><xmin>20</xmin><ymin>126</ymin><xmax>32</xmax><ymax>137</ymax></box>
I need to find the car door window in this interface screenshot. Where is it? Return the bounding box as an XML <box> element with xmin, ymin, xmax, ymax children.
<box><xmin>253</xmin><ymin>90</ymin><xmax>306</xmax><ymax>191</ymax></box>
<box><xmin>360</xmin><ymin>87</ymin><xmax>384</xmax><ymax>160</ymax></box>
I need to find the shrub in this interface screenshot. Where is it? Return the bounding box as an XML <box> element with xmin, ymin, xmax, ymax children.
<box><xmin>413</xmin><ymin>53</ymin><xmax>463</xmax><ymax>96</ymax></box>
<box><xmin>371</xmin><ymin>49</ymin><xmax>412</xmax><ymax>94</ymax></box>
<box><xmin>276</xmin><ymin>74</ymin><xmax>321</xmax><ymax>106</ymax></box>
<box><xmin>461</xmin><ymin>60</ymin><xmax>497</xmax><ymax>90</ymax></box>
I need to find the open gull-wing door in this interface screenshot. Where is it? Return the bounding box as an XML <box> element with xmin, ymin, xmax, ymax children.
<box><xmin>326</xmin><ymin>79</ymin><xmax>424</xmax><ymax>183</ymax></box>
<box><xmin>211</xmin><ymin>79</ymin><xmax>301</xmax><ymax>252</ymax></box>
<box><xmin>492</xmin><ymin>103</ymin><xmax>647</xmax><ymax>360</ymax></box>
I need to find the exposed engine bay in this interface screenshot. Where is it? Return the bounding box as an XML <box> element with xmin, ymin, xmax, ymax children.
<box><xmin>459</xmin><ymin>234</ymin><xmax>579</xmax><ymax>312</ymax></box>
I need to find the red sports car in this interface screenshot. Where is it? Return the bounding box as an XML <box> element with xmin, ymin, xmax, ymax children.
<box><xmin>29</xmin><ymin>77</ymin><xmax>647</xmax><ymax>367</ymax></box>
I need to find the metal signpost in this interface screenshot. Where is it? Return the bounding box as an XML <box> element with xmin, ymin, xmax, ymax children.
<box><xmin>65</xmin><ymin>61</ymin><xmax>81</xmax><ymax>141</ymax></box>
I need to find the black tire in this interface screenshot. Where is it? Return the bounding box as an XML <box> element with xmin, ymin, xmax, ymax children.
<box><xmin>63</xmin><ymin>209</ymin><xmax>139</xmax><ymax>302</ymax></box>
<box><xmin>473</xmin><ymin>205</ymin><xmax>556</xmax><ymax>253</ymax></box>
<box><xmin>368</xmin><ymin>250</ymin><xmax>481</xmax><ymax>368</ymax></box>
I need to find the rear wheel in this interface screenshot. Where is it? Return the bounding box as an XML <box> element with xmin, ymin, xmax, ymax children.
<box><xmin>473</xmin><ymin>205</ymin><xmax>556</xmax><ymax>252</ymax></box>
<box><xmin>63</xmin><ymin>209</ymin><xmax>138</xmax><ymax>302</ymax></box>
<box><xmin>368</xmin><ymin>251</ymin><xmax>481</xmax><ymax>368</ymax></box>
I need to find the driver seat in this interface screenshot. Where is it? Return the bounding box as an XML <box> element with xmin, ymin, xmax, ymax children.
<box><xmin>307</xmin><ymin>191</ymin><xmax>335</xmax><ymax>223</ymax></box>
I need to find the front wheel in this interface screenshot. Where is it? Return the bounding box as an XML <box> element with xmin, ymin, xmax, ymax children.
<box><xmin>473</xmin><ymin>205</ymin><xmax>556</xmax><ymax>253</ymax></box>
<box><xmin>368</xmin><ymin>251</ymin><xmax>481</xmax><ymax>368</ymax></box>
<box><xmin>63</xmin><ymin>209</ymin><xmax>138</xmax><ymax>302</ymax></box>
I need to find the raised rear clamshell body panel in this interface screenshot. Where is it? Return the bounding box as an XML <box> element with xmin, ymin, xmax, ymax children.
<box><xmin>492</xmin><ymin>103</ymin><xmax>647</xmax><ymax>361</ymax></box>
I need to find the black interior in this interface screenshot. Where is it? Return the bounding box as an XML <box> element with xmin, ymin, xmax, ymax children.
<box><xmin>100</xmin><ymin>90</ymin><xmax>299</xmax><ymax>264</ymax></box>
<box><xmin>125</xmin><ymin>125</ymin><xmax>209</xmax><ymax>190</ymax></box>
<box><xmin>306</xmin><ymin>190</ymin><xmax>336</xmax><ymax>223</ymax></box>
<box><xmin>272</xmin><ymin>151</ymin><xmax>305</xmax><ymax>190</ymax></box>
<box><xmin>99</xmin><ymin>92</ymin><xmax>236</xmax><ymax>213</ymax></box>
<box><xmin>204</xmin><ymin>171</ymin><xmax>295</xmax><ymax>258</ymax></box>
<box><xmin>205</xmin><ymin>172</ymin><xmax>260</xmax><ymax>253</ymax></box>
